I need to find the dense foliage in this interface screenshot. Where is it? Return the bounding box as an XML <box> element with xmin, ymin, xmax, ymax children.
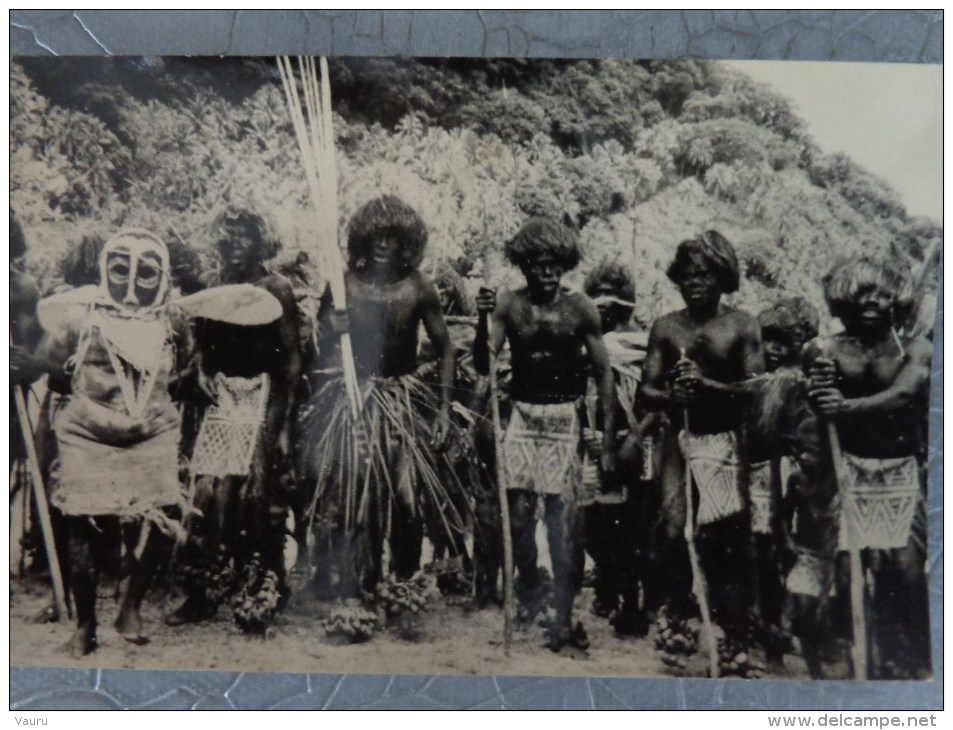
<box><xmin>11</xmin><ymin>57</ymin><xmax>940</xmax><ymax>326</ymax></box>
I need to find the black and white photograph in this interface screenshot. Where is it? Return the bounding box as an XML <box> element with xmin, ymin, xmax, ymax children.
<box><xmin>9</xmin><ymin>55</ymin><xmax>940</xmax><ymax>681</ymax></box>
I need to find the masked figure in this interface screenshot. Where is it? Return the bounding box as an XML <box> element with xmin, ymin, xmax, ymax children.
<box><xmin>39</xmin><ymin>228</ymin><xmax>281</xmax><ymax>657</ymax></box>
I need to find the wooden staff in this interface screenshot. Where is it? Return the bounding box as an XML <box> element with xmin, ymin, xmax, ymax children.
<box><xmin>20</xmin><ymin>459</ymin><xmax>30</xmax><ymax>576</ymax></box>
<box><xmin>13</xmin><ymin>384</ymin><xmax>68</xmax><ymax>620</ymax></box>
<box><xmin>679</xmin><ymin>348</ymin><xmax>718</xmax><ymax>678</ymax></box>
<box><xmin>826</xmin><ymin>419</ymin><xmax>868</xmax><ymax>680</ymax></box>
<box><xmin>482</xmin><ymin>241</ymin><xmax>514</xmax><ymax>656</ymax></box>
<box><xmin>630</xmin><ymin>218</ymin><xmax>639</xmax><ymax>310</ymax></box>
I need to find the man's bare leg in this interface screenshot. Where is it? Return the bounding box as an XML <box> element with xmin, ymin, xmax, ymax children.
<box><xmin>545</xmin><ymin>494</ymin><xmax>587</xmax><ymax>651</ymax></box>
<box><xmin>509</xmin><ymin>491</ymin><xmax>544</xmax><ymax>622</ymax></box>
<box><xmin>65</xmin><ymin>518</ymin><xmax>98</xmax><ymax>658</ymax></box>
<box><xmin>165</xmin><ymin>477</ymin><xmax>219</xmax><ymax>626</ymax></box>
<box><xmin>115</xmin><ymin>522</ymin><xmax>158</xmax><ymax>644</ymax></box>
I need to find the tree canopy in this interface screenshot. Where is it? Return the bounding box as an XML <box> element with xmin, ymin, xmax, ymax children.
<box><xmin>11</xmin><ymin>57</ymin><xmax>939</xmax><ymax>325</ymax></box>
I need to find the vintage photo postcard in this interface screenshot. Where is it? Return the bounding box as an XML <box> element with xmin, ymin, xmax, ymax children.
<box><xmin>9</xmin><ymin>55</ymin><xmax>940</xmax><ymax>681</ymax></box>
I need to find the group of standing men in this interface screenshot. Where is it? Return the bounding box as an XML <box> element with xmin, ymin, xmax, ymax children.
<box><xmin>10</xmin><ymin>198</ymin><xmax>933</xmax><ymax>680</ymax></box>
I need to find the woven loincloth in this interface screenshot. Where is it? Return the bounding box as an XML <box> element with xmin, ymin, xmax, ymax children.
<box><xmin>837</xmin><ymin>453</ymin><xmax>921</xmax><ymax>551</ymax></box>
<box><xmin>191</xmin><ymin>374</ymin><xmax>269</xmax><ymax>477</ymax></box>
<box><xmin>502</xmin><ymin>400</ymin><xmax>582</xmax><ymax>498</ymax></box>
<box><xmin>679</xmin><ymin>430</ymin><xmax>744</xmax><ymax>526</ymax></box>
<box><xmin>52</xmin><ymin>396</ymin><xmax>181</xmax><ymax>517</ymax></box>
<box><xmin>749</xmin><ymin>460</ymin><xmax>772</xmax><ymax>535</ymax></box>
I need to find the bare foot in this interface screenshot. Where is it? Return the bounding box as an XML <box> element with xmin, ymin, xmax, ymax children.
<box><xmin>65</xmin><ymin>624</ymin><xmax>98</xmax><ymax>658</ymax></box>
<box><xmin>115</xmin><ymin>609</ymin><xmax>150</xmax><ymax>645</ymax></box>
<box><xmin>30</xmin><ymin>603</ymin><xmax>60</xmax><ymax>624</ymax></box>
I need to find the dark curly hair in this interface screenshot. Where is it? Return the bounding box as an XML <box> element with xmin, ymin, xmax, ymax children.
<box><xmin>166</xmin><ymin>237</ymin><xmax>206</xmax><ymax>295</ymax></box>
<box><xmin>61</xmin><ymin>233</ymin><xmax>106</xmax><ymax>287</ymax></box>
<box><xmin>822</xmin><ymin>256</ymin><xmax>913</xmax><ymax>323</ymax></box>
<box><xmin>505</xmin><ymin>218</ymin><xmax>580</xmax><ymax>271</ymax></box>
<box><xmin>210</xmin><ymin>206</ymin><xmax>281</xmax><ymax>261</ymax></box>
<box><xmin>758</xmin><ymin>297</ymin><xmax>819</xmax><ymax>350</ymax></box>
<box><xmin>433</xmin><ymin>260</ymin><xmax>474</xmax><ymax>316</ymax></box>
<box><xmin>346</xmin><ymin>196</ymin><xmax>427</xmax><ymax>274</ymax></box>
<box><xmin>10</xmin><ymin>213</ymin><xmax>26</xmax><ymax>260</ymax></box>
<box><xmin>584</xmin><ymin>260</ymin><xmax>635</xmax><ymax>303</ymax></box>
<box><xmin>666</xmin><ymin>230</ymin><xmax>740</xmax><ymax>293</ymax></box>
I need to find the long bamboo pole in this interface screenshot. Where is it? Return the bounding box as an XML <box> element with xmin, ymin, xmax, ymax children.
<box><xmin>827</xmin><ymin>420</ymin><xmax>868</xmax><ymax>680</ymax></box>
<box><xmin>13</xmin><ymin>384</ymin><xmax>68</xmax><ymax>619</ymax></box>
<box><xmin>482</xmin><ymin>241</ymin><xmax>514</xmax><ymax>656</ymax></box>
<box><xmin>277</xmin><ymin>56</ymin><xmax>360</xmax><ymax>418</ymax></box>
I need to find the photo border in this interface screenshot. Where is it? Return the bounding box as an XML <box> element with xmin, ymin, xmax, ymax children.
<box><xmin>8</xmin><ymin>9</ymin><xmax>943</xmax><ymax>710</ymax></box>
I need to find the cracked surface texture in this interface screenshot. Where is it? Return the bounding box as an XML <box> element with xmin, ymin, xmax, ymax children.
<box><xmin>9</xmin><ymin>9</ymin><xmax>942</xmax><ymax>710</ymax></box>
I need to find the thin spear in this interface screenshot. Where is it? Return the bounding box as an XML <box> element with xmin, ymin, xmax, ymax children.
<box><xmin>680</xmin><ymin>347</ymin><xmax>718</xmax><ymax>678</ymax></box>
<box><xmin>826</xmin><ymin>418</ymin><xmax>868</xmax><ymax>680</ymax></box>
<box><xmin>482</xmin><ymin>203</ymin><xmax>514</xmax><ymax>656</ymax></box>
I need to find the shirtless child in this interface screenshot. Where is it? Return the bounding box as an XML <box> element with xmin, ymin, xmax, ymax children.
<box><xmin>640</xmin><ymin>230</ymin><xmax>764</xmax><ymax>675</ymax></box>
<box><xmin>747</xmin><ymin>297</ymin><xmax>819</xmax><ymax>667</ymax></box>
<box><xmin>581</xmin><ymin>262</ymin><xmax>653</xmax><ymax>636</ymax></box>
<box><xmin>805</xmin><ymin>257</ymin><xmax>932</xmax><ymax>679</ymax></box>
<box><xmin>474</xmin><ymin>218</ymin><xmax>615</xmax><ymax>652</ymax></box>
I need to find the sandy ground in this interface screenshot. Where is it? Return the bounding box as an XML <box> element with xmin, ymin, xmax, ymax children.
<box><xmin>10</xmin><ymin>568</ymin><xmax>816</xmax><ymax>679</ymax></box>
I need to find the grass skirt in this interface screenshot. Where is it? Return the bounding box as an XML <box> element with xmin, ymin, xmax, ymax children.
<box><xmin>297</xmin><ymin>373</ymin><xmax>471</xmax><ymax>541</ymax></box>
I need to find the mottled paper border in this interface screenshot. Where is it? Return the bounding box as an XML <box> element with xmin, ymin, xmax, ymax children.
<box><xmin>9</xmin><ymin>9</ymin><xmax>943</xmax><ymax>710</ymax></box>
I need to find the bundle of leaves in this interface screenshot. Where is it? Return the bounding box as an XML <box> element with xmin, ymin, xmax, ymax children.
<box><xmin>655</xmin><ymin>605</ymin><xmax>699</xmax><ymax>670</ymax></box>
<box><xmin>718</xmin><ymin>640</ymin><xmax>766</xmax><ymax>679</ymax></box>
<box><xmin>230</xmin><ymin>553</ymin><xmax>282</xmax><ymax>637</ymax></box>
<box><xmin>369</xmin><ymin>572</ymin><xmax>433</xmax><ymax>639</ymax></box>
<box><xmin>322</xmin><ymin>604</ymin><xmax>379</xmax><ymax>644</ymax></box>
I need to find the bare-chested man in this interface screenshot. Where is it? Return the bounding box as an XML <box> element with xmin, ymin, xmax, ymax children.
<box><xmin>300</xmin><ymin>195</ymin><xmax>458</xmax><ymax>597</ymax></box>
<box><xmin>640</xmin><ymin>230</ymin><xmax>764</xmax><ymax>675</ymax></box>
<box><xmin>474</xmin><ymin>218</ymin><xmax>615</xmax><ymax>652</ymax></box>
<box><xmin>167</xmin><ymin>208</ymin><xmax>301</xmax><ymax>627</ymax></box>
<box><xmin>805</xmin><ymin>257</ymin><xmax>932</xmax><ymax>679</ymax></box>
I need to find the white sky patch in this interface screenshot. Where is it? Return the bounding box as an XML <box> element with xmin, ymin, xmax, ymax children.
<box><xmin>722</xmin><ymin>60</ymin><xmax>941</xmax><ymax>223</ymax></box>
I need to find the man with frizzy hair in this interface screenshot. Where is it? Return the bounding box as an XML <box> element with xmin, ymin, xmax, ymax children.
<box><xmin>474</xmin><ymin>218</ymin><xmax>615</xmax><ymax>652</ymax></box>
<box><xmin>639</xmin><ymin>230</ymin><xmax>765</xmax><ymax>675</ymax></box>
<box><xmin>300</xmin><ymin>195</ymin><xmax>463</xmax><ymax>598</ymax></box>
<box><xmin>805</xmin><ymin>257</ymin><xmax>932</xmax><ymax>679</ymax></box>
